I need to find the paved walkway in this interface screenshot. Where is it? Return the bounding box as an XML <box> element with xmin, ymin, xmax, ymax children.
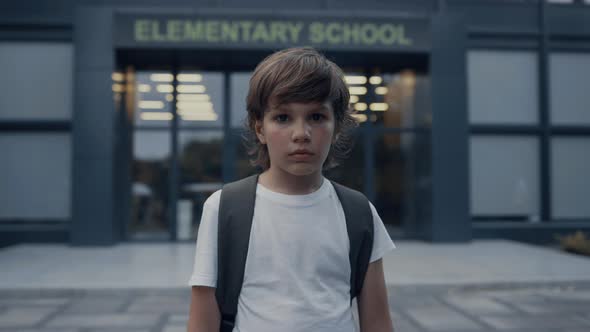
<box><xmin>1</xmin><ymin>284</ymin><xmax>590</xmax><ymax>331</ymax></box>
<box><xmin>2</xmin><ymin>240</ymin><xmax>590</xmax><ymax>288</ymax></box>
<box><xmin>1</xmin><ymin>240</ymin><xmax>590</xmax><ymax>331</ymax></box>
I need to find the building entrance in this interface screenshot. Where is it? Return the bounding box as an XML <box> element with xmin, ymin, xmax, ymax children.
<box><xmin>116</xmin><ymin>49</ymin><xmax>431</xmax><ymax>241</ymax></box>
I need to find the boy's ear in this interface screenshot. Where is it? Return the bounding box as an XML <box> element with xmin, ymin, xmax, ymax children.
<box><xmin>255</xmin><ymin>120</ymin><xmax>267</xmax><ymax>144</ymax></box>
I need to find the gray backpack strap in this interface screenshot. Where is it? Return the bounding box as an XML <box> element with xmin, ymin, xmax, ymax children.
<box><xmin>215</xmin><ymin>174</ymin><xmax>259</xmax><ymax>330</ymax></box>
<box><xmin>331</xmin><ymin>181</ymin><xmax>374</xmax><ymax>301</ymax></box>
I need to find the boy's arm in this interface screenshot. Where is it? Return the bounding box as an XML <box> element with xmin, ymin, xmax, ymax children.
<box><xmin>187</xmin><ymin>286</ymin><xmax>221</xmax><ymax>332</ymax></box>
<box><xmin>357</xmin><ymin>259</ymin><xmax>394</xmax><ymax>332</ymax></box>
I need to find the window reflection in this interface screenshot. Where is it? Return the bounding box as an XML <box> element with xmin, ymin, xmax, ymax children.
<box><xmin>131</xmin><ymin>131</ymin><xmax>171</xmax><ymax>240</ymax></box>
<box><xmin>231</xmin><ymin>72</ymin><xmax>252</xmax><ymax>128</ymax></box>
<box><xmin>177</xmin><ymin>131</ymin><xmax>223</xmax><ymax>240</ymax></box>
<box><xmin>134</xmin><ymin>71</ymin><xmax>174</xmax><ymax>127</ymax></box>
<box><xmin>235</xmin><ymin>130</ymin><xmax>262</xmax><ymax>180</ymax></box>
<box><xmin>345</xmin><ymin>71</ymin><xmax>431</xmax><ymax>128</ymax></box>
<box><xmin>178</xmin><ymin>71</ymin><xmax>224</xmax><ymax>128</ymax></box>
<box><xmin>374</xmin><ymin>133</ymin><xmax>431</xmax><ymax>231</ymax></box>
<box><xmin>324</xmin><ymin>132</ymin><xmax>364</xmax><ymax>194</ymax></box>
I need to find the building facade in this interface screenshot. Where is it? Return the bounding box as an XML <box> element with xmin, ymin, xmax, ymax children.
<box><xmin>1</xmin><ymin>0</ymin><xmax>589</xmax><ymax>246</ymax></box>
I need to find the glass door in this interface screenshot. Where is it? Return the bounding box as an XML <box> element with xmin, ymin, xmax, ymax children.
<box><xmin>130</xmin><ymin>70</ymin><xmax>174</xmax><ymax>240</ymax></box>
<box><xmin>175</xmin><ymin>71</ymin><xmax>224</xmax><ymax>241</ymax></box>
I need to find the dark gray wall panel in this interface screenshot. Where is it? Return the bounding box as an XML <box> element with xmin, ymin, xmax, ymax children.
<box><xmin>449</xmin><ymin>2</ymin><xmax>538</xmax><ymax>32</ymax></box>
<box><xmin>72</xmin><ymin>70</ymin><xmax>116</xmax><ymax>160</ymax></box>
<box><xmin>548</xmin><ymin>5</ymin><xmax>590</xmax><ymax>36</ymax></box>
<box><xmin>428</xmin><ymin>13</ymin><xmax>470</xmax><ymax>242</ymax></box>
<box><xmin>71</xmin><ymin>6</ymin><xmax>118</xmax><ymax>245</ymax></box>
<box><xmin>71</xmin><ymin>158</ymin><xmax>117</xmax><ymax>245</ymax></box>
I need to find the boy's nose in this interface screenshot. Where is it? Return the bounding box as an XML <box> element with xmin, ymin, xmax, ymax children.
<box><xmin>292</xmin><ymin>121</ymin><xmax>311</xmax><ymax>142</ymax></box>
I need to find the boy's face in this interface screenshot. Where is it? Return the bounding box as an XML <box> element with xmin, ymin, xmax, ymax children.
<box><xmin>255</xmin><ymin>100</ymin><xmax>336</xmax><ymax>178</ymax></box>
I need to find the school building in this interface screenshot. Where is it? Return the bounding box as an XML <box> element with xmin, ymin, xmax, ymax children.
<box><xmin>1</xmin><ymin>0</ymin><xmax>589</xmax><ymax>246</ymax></box>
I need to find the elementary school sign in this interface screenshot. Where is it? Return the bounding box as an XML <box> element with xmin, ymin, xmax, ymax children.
<box><xmin>114</xmin><ymin>14</ymin><xmax>430</xmax><ymax>51</ymax></box>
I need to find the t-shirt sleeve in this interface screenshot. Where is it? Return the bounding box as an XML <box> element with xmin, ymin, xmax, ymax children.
<box><xmin>369</xmin><ymin>201</ymin><xmax>396</xmax><ymax>263</ymax></box>
<box><xmin>188</xmin><ymin>189</ymin><xmax>221</xmax><ymax>287</ymax></box>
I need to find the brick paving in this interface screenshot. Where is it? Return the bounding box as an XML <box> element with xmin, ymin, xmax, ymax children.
<box><xmin>1</xmin><ymin>282</ymin><xmax>590</xmax><ymax>332</ymax></box>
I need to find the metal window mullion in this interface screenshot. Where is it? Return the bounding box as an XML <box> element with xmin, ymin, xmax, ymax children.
<box><xmin>539</xmin><ymin>0</ymin><xmax>552</xmax><ymax>222</ymax></box>
<box><xmin>169</xmin><ymin>65</ymin><xmax>179</xmax><ymax>241</ymax></box>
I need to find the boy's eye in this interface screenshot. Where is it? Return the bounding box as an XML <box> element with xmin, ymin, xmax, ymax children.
<box><xmin>275</xmin><ymin>114</ymin><xmax>289</xmax><ymax>122</ymax></box>
<box><xmin>311</xmin><ymin>113</ymin><xmax>326</xmax><ymax>122</ymax></box>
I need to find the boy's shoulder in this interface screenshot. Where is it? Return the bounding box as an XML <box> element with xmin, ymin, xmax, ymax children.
<box><xmin>203</xmin><ymin>189</ymin><xmax>222</xmax><ymax>211</ymax></box>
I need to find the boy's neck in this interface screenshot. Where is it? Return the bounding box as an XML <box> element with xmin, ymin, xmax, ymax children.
<box><xmin>258</xmin><ymin>168</ymin><xmax>324</xmax><ymax>195</ymax></box>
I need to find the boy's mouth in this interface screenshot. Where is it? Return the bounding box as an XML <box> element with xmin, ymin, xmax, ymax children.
<box><xmin>289</xmin><ymin>149</ymin><xmax>314</xmax><ymax>156</ymax></box>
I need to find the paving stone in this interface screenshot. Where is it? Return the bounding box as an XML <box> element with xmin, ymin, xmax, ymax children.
<box><xmin>161</xmin><ymin>325</ymin><xmax>185</xmax><ymax>332</ymax></box>
<box><xmin>0</xmin><ymin>307</ymin><xmax>56</xmax><ymax>328</ymax></box>
<box><xmin>45</xmin><ymin>313</ymin><xmax>160</xmax><ymax>328</ymax></box>
<box><xmin>443</xmin><ymin>295</ymin><xmax>515</xmax><ymax>315</ymax></box>
<box><xmin>404</xmin><ymin>306</ymin><xmax>485</xmax><ymax>331</ymax></box>
<box><xmin>391</xmin><ymin>312</ymin><xmax>423</xmax><ymax>332</ymax></box>
<box><xmin>479</xmin><ymin>313</ymin><xmax>588</xmax><ymax>330</ymax></box>
<box><xmin>0</xmin><ymin>299</ymin><xmax>70</xmax><ymax>307</ymax></box>
<box><xmin>0</xmin><ymin>329</ymin><xmax>79</xmax><ymax>332</ymax></box>
<box><xmin>167</xmin><ymin>314</ymin><xmax>188</xmax><ymax>324</ymax></box>
<box><xmin>63</xmin><ymin>298</ymin><xmax>128</xmax><ymax>313</ymax></box>
<box><xmin>85</xmin><ymin>329</ymin><xmax>150</xmax><ymax>332</ymax></box>
<box><xmin>126</xmin><ymin>302</ymin><xmax>188</xmax><ymax>313</ymax></box>
<box><xmin>512</xmin><ymin>301</ymin><xmax>590</xmax><ymax>314</ymax></box>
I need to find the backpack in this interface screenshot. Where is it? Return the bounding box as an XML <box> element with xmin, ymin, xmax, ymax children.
<box><xmin>215</xmin><ymin>174</ymin><xmax>374</xmax><ymax>332</ymax></box>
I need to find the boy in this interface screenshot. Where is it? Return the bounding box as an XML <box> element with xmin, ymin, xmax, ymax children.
<box><xmin>187</xmin><ymin>47</ymin><xmax>395</xmax><ymax>332</ymax></box>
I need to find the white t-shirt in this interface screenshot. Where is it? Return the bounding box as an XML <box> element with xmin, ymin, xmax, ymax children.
<box><xmin>189</xmin><ymin>177</ymin><xmax>395</xmax><ymax>332</ymax></box>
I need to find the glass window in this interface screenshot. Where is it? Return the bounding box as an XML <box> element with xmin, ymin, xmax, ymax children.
<box><xmin>323</xmin><ymin>132</ymin><xmax>364</xmax><ymax>194</ymax></box>
<box><xmin>373</xmin><ymin>133</ymin><xmax>431</xmax><ymax>227</ymax></box>
<box><xmin>549</xmin><ymin>53</ymin><xmax>590</xmax><ymax>125</ymax></box>
<box><xmin>0</xmin><ymin>42</ymin><xmax>73</xmax><ymax>120</ymax></box>
<box><xmin>134</xmin><ymin>71</ymin><xmax>174</xmax><ymax>128</ymax></box>
<box><xmin>551</xmin><ymin>138</ymin><xmax>590</xmax><ymax>219</ymax></box>
<box><xmin>178</xmin><ymin>71</ymin><xmax>224</xmax><ymax>128</ymax></box>
<box><xmin>231</xmin><ymin>72</ymin><xmax>251</xmax><ymax>128</ymax></box>
<box><xmin>0</xmin><ymin>134</ymin><xmax>71</xmax><ymax>219</ymax></box>
<box><xmin>467</xmin><ymin>50</ymin><xmax>539</xmax><ymax>125</ymax></box>
<box><xmin>178</xmin><ymin>131</ymin><xmax>223</xmax><ymax>183</ymax></box>
<box><xmin>470</xmin><ymin>136</ymin><xmax>540</xmax><ymax>220</ymax></box>
<box><xmin>235</xmin><ymin>131</ymin><xmax>260</xmax><ymax>180</ymax></box>
<box><xmin>366</xmin><ymin>71</ymin><xmax>431</xmax><ymax>128</ymax></box>
<box><xmin>177</xmin><ymin>131</ymin><xmax>223</xmax><ymax>240</ymax></box>
<box><xmin>131</xmin><ymin>131</ymin><xmax>171</xmax><ymax>239</ymax></box>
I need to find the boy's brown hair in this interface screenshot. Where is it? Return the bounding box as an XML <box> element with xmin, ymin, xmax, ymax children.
<box><xmin>245</xmin><ymin>47</ymin><xmax>357</xmax><ymax>170</ymax></box>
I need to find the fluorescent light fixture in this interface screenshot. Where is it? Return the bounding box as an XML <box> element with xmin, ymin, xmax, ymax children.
<box><xmin>179</xmin><ymin>111</ymin><xmax>219</xmax><ymax>121</ymax></box>
<box><xmin>354</xmin><ymin>103</ymin><xmax>367</xmax><ymax>111</ymax></box>
<box><xmin>402</xmin><ymin>74</ymin><xmax>416</xmax><ymax>87</ymax></box>
<box><xmin>141</xmin><ymin>112</ymin><xmax>172</xmax><ymax>121</ymax></box>
<box><xmin>177</xmin><ymin>101</ymin><xmax>214</xmax><ymax>110</ymax></box>
<box><xmin>150</xmin><ymin>73</ymin><xmax>174</xmax><ymax>82</ymax></box>
<box><xmin>375</xmin><ymin>87</ymin><xmax>388</xmax><ymax>95</ymax></box>
<box><xmin>349</xmin><ymin>95</ymin><xmax>359</xmax><ymax>103</ymax></box>
<box><xmin>177</xmin><ymin>94</ymin><xmax>210</xmax><ymax>102</ymax></box>
<box><xmin>177</xmin><ymin>85</ymin><xmax>206</xmax><ymax>93</ymax></box>
<box><xmin>177</xmin><ymin>74</ymin><xmax>203</xmax><ymax>82</ymax></box>
<box><xmin>112</xmin><ymin>73</ymin><xmax>124</xmax><ymax>82</ymax></box>
<box><xmin>345</xmin><ymin>76</ymin><xmax>367</xmax><ymax>85</ymax></box>
<box><xmin>349</xmin><ymin>87</ymin><xmax>367</xmax><ymax>95</ymax></box>
<box><xmin>112</xmin><ymin>84</ymin><xmax>124</xmax><ymax>93</ymax></box>
<box><xmin>369</xmin><ymin>76</ymin><xmax>383</xmax><ymax>85</ymax></box>
<box><xmin>351</xmin><ymin>114</ymin><xmax>367</xmax><ymax>123</ymax></box>
<box><xmin>139</xmin><ymin>100</ymin><xmax>165</xmax><ymax>109</ymax></box>
<box><xmin>181</xmin><ymin>113</ymin><xmax>217</xmax><ymax>121</ymax></box>
<box><xmin>370</xmin><ymin>103</ymin><xmax>389</xmax><ymax>111</ymax></box>
<box><xmin>138</xmin><ymin>84</ymin><xmax>151</xmax><ymax>93</ymax></box>
<box><xmin>157</xmin><ymin>84</ymin><xmax>174</xmax><ymax>93</ymax></box>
